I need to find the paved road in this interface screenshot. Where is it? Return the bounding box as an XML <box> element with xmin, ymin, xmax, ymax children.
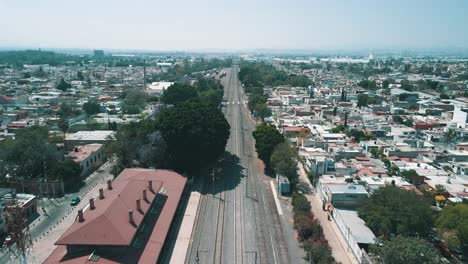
<box><xmin>0</xmin><ymin>159</ymin><xmax>115</xmax><ymax>263</ymax></box>
<box><xmin>185</xmin><ymin>67</ymin><xmax>299</xmax><ymax>264</ymax></box>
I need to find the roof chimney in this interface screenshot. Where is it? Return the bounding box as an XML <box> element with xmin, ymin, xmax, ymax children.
<box><xmin>148</xmin><ymin>180</ymin><xmax>153</xmax><ymax>192</ymax></box>
<box><xmin>89</xmin><ymin>198</ymin><xmax>95</xmax><ymax>210</ymax></box>
<box><xmin>78</xmin><ymin>209</ymin><xmax>84</xmax><ymax>222</ymax></box>
<box><xmin>136</xmin><ymin>198</ymin><xmax>141</xmax><ymax>212</ymax></box>
<box><xmin>107</xmin><ymin>180</ymin><xmax>113</xmax><ymax>190</ymax></box>
<box><xmin>74</xmin><ymin>147</ymin><xmax>79</xmax><ymax>152</ymax></box>
<box><xmin>99</xmin><ymin>188</ymin><xmax>104</xmax><ymax>199</ymax></box>
<box><xmin>128</xmin><ymin>209</ymin><xmax>134</xmax><ymax>224</ymax></box>
<box><xmin>143</xmin><ymin>189</ymin><xmax>148</xmax><ymax>202</ymax></box>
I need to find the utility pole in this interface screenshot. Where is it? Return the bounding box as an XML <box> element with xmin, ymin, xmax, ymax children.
<box><xmin>4</xmin><ymin>191</ymin><xmax>32</xmax><ymax>263</ymax></box>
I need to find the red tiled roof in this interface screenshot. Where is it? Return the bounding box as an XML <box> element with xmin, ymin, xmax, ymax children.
<box><xmin>284</xmin><ymin>126</ymin><xmax>302</xmax><ymax>132</ymax></box>
<box><xmin>69</xmin><ymin>144</ymin><xmax>102</xmax><ymax>163</ymax></box>
<box><xmin>0</xmin><ymin>96</ymin><xmax>12</xmax><ymax>105</ymax></box>
<box><xmin>45</xmin><ymin>168</ymin><xmax>186</xmax><ymax>264</ymax></box>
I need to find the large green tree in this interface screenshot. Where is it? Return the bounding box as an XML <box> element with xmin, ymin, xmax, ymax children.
<box><xmin>358</xmin><ymin>186</ymin><xmax>433</xmax><ymax>237</ymax></box>
<box><xmin>56</xmin><ymin>78</ymin><xmax>71</xmax><ymax>91</ymax></box>
<box><xmin>252</xmin><ymin>123</ymin><xmax>284</xmax><ymax>167</ymax></box>
<box><xmin>199</xmin><ymin>89</ymin><xmax>223</xmax><ymax>107</ymax></box>
<box><xmin>156</xmin><ymin>100</ymin><xmax>230</xmax><ymax>172</ymax></box>
<box><xmin>436</xmin><ymin>204</ymin><xmax>468</xmax><ymax>251</ymax></box>
<box><xmin>0</xmin><ymin>126</ymin><xmax>61</xmax><ymax>179</ymax></box>
<box><xmin>161</xmin><ymin>83</ymin><xmax>198</xmax><ymax>105</ymax></box>
<box><xmin>370</xmin><ymin>236</ymin><xmax>442</xmax><ymax>264</ymax></box>
<box><xmin>83</xmin><ymin>100</ymin><xmax>100</xmax><ymax>115</ymax></box>
<box><xmin>270</xmin><ymin>142</ymin><xmax>298</xmax><ymax>186</ymax></box>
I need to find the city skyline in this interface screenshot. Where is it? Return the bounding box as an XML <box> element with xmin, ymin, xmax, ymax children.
<box><xmin>1</xmin><ymin>0</ymin><xmax>468</xmax><ymax>51</ymax></box>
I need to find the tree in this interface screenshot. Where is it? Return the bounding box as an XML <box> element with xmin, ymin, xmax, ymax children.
<box><xmin>83</xmin><ymin>100</ymin><xmax>100</xmax><ymax>115</ymax></box>
<box><xmin>199</xmin><ymin>89</ymin><xmax>223</xmax><ymax>107</ymax></box>
<box><xmin>358</xmin><ymin>186</ymin><xmax>433</xmax><ymax>237</ymax></box>
<box><xmin>123</xmin><ymin>90</ymin><xmax>149</xmax><ymax>114</ymax></box>
<box><xmin>393</xmin><ymin>115</ymin><xmax>403</xmax><ymax>124</ymax></box>
<box><xmin>370</xmin><ymin>236</ymin><xmax>442</xmax><ymax>264</ymax></box>
<box><xmin>248</xmin><ymin>94</ymin><xmax>267</xmax><ymax>113</ymax></box>
<box><xmin>57</xmin><ymin>118</ymin><xmax>69</xmax><ymax>135</ymax></box>
<box><xmin>252</xmin><ymin>123</ymin><xmax>284</xmax><ymax>167</ymax></box>
<box><xmin>400</xmin><ymin>169</ymin><xmax>418</xmax><ymax>181</ymax></box>
<box><xmin>434</xmin><ymin>184</ymin><xmax>446</xmax><ymax>195</ymax></box>
<box><xmin>106</xmin><ymin>120</ymin><xmax>166</xmax><ymax>169</ymax></box>
<box><xmin>436</xmin><ymin>204</ymin><xmax>468</xmax><ymax>251</ymax></box>
<box><xmin>57</xmin><ymin>102</ymin><xmax>73</xmax><ymax>118</ymax></box>
<box><xmin>254</xmin><ymin>103</ymin><xmax>272</xmax><ymax>121</ymax></box>
<box><xmin>0</xmin><ymin>126</ymin><xmax>61</xmax><ymax>179</ymax></box>
<box><xmin>400</xmin><ymin>80</ymin><xmax>414</xmax><ymax>91</ymax></box>
<box><xmin>344</xmin><ymin>111</ymin><xmax>349</xmax><ymax>127</ymax></box>
<box><xmin>357</xmin><ymin>94</ymin><xmax>369</xmax><ymax>108</ymax></box>
<box><xmin>444</xmin><ymin>128</ymin><xmax>456</xmax><ymax>147</ymax></box>
<box><xmin>47</xmin><ymin>159</ymin><xmax>81</xmax><ymax>182</ymax></box>
<box><xmin>330</xmin><ymin>124</ymin><xmax>345</xmax><ymax>133</ymax></box>
<box><xmin>382</xmin><ymin>80</ymin><xmax>389</xmax><ymax>89</ymax></box>
<box><xmin>56</xmin><ymin>78</ymin><xmax>71</xmax><ymax>91</ymax></box>
<box><xmin>270</xmin><ymin>142</ymin><xmax>298</xmax><ymax>186</ymax></box>
<box><xmin>161</xmin><ymin>83</ymin><xmax>198</xmax><ymax>105</ymax></box>
<box><xmin>292</xmin><ymin>193</ymin><xmax>311</xmax><ymax>214</ymax></box>
<box><xmin>77</xmin><ymin>71</ymin><xmax>84</xmax><ymax>81</ymax></box>
<box><xmin>156</xmin><ymin>101</ymin><xmax>230</xmax><ymax>172</ymax></box>
<box><xmin>439</xmin><ymin>93</ymin><xmax>450</xmax><ymax>99</ymax></box>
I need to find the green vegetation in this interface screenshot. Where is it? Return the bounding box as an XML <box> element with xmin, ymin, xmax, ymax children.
<box><xmin>83</xmin><ymin>100</ymin><xmax>100</xmax><ymax>115</ymax></box>
<box><xmin>444</xmin><ymin>128</ymin><xmax>456</xmax><ymax>147</ymax></box>
<box><xmin>358</xmin><ymin>186</ymin><xmax>433</xmax><ymax>237</ymax></box>
<box><xmin>436</xmin><ymin>204</ymin><xmax>468</xmax><ymax>252</ymax></box>
<box><xmin>156</xmin><ymin>58</ymin><xmax>232</xmax><ymax>81</ymax></box>
<box><xmin>0</xmin><ymin>126</ymin><xmax>82</xmax><ymax>185</ymax></box>
<box><xmin>358</xmin><ymin>80</ymin><xmax>376</xmax><ymax>89</ymax></box>
<box><xmin>0</xmin><ymin>50</ymin><xmax>85</xmax><ymax>67</ymax></box>
<box><xmin>56</xmin><ymin>78</ymin><xmax>71</xmax><ymax>91</ymax></box>
<box><xmin>156</xmin><ymin>100</ymin><xmax>230</xmax><ymax>172</ymax></box>
<box><xmin>161</xmin><ymin>83</ymin><xmax>198</xmax><ymax>105</ymax></box>
<box><xmin>239</xmin><ymin>62</ymin><xmax>312</xmax><ymax>88</ymax></box>
<box><xmin>270</xmin><ymin>142</ymin><xmax>298</xmax><ymax>186</ymax></box>
<box><xmin>292</xmin><ymin>193</ymin><xmax>336</xmax><ymax>263</ymax></box>
<box><xmin>252</xmin><ymin>123</ymin><xmax>284</xmax><ymax>167</ymax></box>
<box><xmin>370</xmin><ymin>236</ymin><xmax>442</xmax><ymax>264</ymax></box>
<box><xmin>123</xmin><ymin>90</ymin><xmax>149</xmax><ymax>114</ymax></box>
<box><xmin>106</xmin><ymin>120</ymin><xmax>164</xmax><ymax>171</ymax></box>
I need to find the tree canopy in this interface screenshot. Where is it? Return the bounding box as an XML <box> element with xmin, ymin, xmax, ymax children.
<box><xmin>56</xmin><ymin>78</ymin><xmax>71</xmax><ymax>91</ymax></box>
<box><xmin>270</xmin><ymin>142</ymin><xmax>298</xmax><ymax>186</ymax></box>
<box><xmin>156</xmin><ymin>100</ymin><xmax>230</xmax><ymax>172</ymax></box>
<box><xmin>83</xmin><ymin>100</ymin><xmax>100</xmax><ymax>115</ymax></box>
<box><xmin>370</xmin><ymin>236</ymin><xmax>442</xmax><ymax>264</ymax></box>
<box><xmin>436</xmin><ymin>204</ymin><xmax>468</xmax><ymax>251</ymax></box>
<box><xmin>161</xmin><ymin>83</ymin><xmax>198</xmax><ymax>105</ymax></box>
<box><xmin>252</xmin><ymin>123</ymin><xmax>284</xmax><ymax>167</ymax></box>
<box><xmin>358</xmin><ymin>186</ymin><xmax>433</xmax><ymax>237</ymax></box>
<box><xmin>239</xmin><ymin>62</ymin><xmax>312</xmax><ymax>88</ymax></box>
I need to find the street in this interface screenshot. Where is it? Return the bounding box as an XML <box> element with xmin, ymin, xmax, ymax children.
<box><xmin>185</xmin><ymin>67</ymin><xmax>304</xmax><ymax>264</ymax></box>
<box><xmin>0</xmin><ymin>159</ymin><xmax>115</xmax><ymax>263</ymax></box>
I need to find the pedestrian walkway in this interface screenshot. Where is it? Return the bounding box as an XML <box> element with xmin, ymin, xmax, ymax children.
<box><xmin>170</xmin><ymin>190</ymin><xmax>201</xmax><ymax>264</ymax></box>
<box><xmin>297</xmin><ymin>163</ymin><xmax>358</xmax><ymax>264</ymax></box>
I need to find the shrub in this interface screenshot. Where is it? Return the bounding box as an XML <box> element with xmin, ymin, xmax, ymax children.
<box><xmin>292</xmin><ymin>193</ymin><xmax>311</xmax><ymax>214</ymax></box>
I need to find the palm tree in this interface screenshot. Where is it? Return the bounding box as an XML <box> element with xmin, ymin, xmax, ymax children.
<box><xmin>444</xmin><ymin>128</ymin><xmax>456</xmax><ymax>147</ymax></box>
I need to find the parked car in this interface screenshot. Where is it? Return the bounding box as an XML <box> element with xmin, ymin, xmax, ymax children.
<box><xmin>3</xmin><ymin>235</ymin><xmax>14</xmax><ymax>246</ymax></box>
<box><xmin>70</xmin><ymin>197</ymin><xmax>81</xmax><ymax>206</ymax></box>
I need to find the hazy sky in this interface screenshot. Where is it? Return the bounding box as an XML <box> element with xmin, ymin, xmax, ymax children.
<box><xmin>1</xmin><ymin>0</ymin><xmax>467</xmax><ymax>51</ymax></box>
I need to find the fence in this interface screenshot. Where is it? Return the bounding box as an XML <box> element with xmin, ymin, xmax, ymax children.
<box><xmin>332</xmin><ymin>209</ymin><xmax>372</xmax><ymax>264</ymax></box>
<box><xmin>1</xmin><ymin>178</ymin><xmax>65</xmax><ymax>198</ymax></box>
